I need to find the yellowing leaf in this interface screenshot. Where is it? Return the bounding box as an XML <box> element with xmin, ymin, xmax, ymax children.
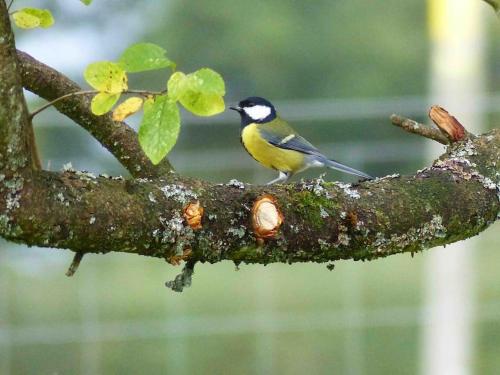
<box><xmin>13</xmin><ymin>8</ymin><xmax>54</xmax><ymax>29</ymax></box>
<box><xmin>139</xmin><ymin>94</ymin><xmax>180</xmax><ymax>165</ymax></box>
<box><xmin>112</xmin><ymin>97</ymin><xmax>144</xmax><ymax>122</ymax></box>
<box><xmin>84</xmin><ymin>61</ymin><xmax>128</xmax><ymax>94</ymax></box>
<box><xmin>12</xmin><ymin>11</ymin><xmax>40</xmax><ymax>29</ymax></box>
<box><xmin>119</xmin><ymin>43</ymin><xmax>174</xmax><ymax>73</ymax></box>
<box><xmin>91</xmin><ymin>92</ymin><xmax>120</xmax><ymax>116</ymax></box>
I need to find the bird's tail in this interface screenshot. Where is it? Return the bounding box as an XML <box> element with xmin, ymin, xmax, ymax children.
<box><xmin>323</xmin><ymin>159</ymin><xmax>373</xmax><ymax>180</ymax></box>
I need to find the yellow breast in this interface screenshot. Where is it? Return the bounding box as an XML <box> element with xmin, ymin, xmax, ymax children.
<box><xmin>241</xmin><ymin>124</ymin><xmax>305</xmax><ymax>173</ymax></box>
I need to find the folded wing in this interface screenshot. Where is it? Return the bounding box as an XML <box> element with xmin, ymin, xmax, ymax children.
<box><xmin>258</xmin><ymin>118</ymin><xmax>322</xmax><ymax>156</ymax></box>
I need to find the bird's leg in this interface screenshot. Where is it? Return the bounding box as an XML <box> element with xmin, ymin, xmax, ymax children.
<box><xmin>266</xmin><ymin>171</ymin><xmax>290</xmax><ymax>185</ymax></box>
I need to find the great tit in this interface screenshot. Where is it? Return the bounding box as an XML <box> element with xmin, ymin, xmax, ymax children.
<box><xmin>230</xmin><ymin>96</ymin><xmax>373</xmax><ymax>185</ymax></box>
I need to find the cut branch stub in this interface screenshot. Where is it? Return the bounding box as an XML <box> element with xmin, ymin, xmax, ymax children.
<box><xmin>251</xmin><ymin>194</ymin><xmax>284</xmax><ymax>243</ymax></box>
<box><xmin>429</xmin><ymin>106</ymin><xmax>467</xmax><ymax>142</ymax></box>
<box><xmin>183</xmin><ymin>201</ymin><xmax>204</xmax><ymax>230</ymax></box>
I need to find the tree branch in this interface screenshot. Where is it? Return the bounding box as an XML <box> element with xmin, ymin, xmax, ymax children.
<box><xmin>0</xmin><ymin>2</ymin><xmax>499</xmax><ymax>287</ymax></box>
<box><xmin>16</xmin><ymin>50</ymin><xmax>173</xmax><ymax>178</ymax></box>
<box><xmin>0</xmin><ymin>3</ymin><xmax>33</xmax><ymax>173</ymax></box>
<box><xmin>1</xmin><ymin>129</ymin><xmax>498</xmax><ymax>266</ymax></box>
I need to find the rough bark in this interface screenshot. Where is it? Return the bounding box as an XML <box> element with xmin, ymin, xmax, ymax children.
<box><xmin>1</xmin><ymin>131</ymin><xmax>498</xmax><ymax>266</ymax></box>
<box><xmin>0</xmin><ymin>1</ymin><xmax>499</xmax><ymax>283</ymax></box>
<box><xmin>0</xmin><ymin>3</ymin><xmax>32</xmax><ymax>173</ymax></box>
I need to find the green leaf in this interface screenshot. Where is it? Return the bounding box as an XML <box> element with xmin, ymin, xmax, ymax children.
<box><xmin>139</xmin><ymin>94</ymin><xmax>180</xmax><ymax>165</ymax></box>
<box><xmin>91</xmin><ymin>92</ymin><xmax>120</xmax><ymax>115</ymax></box>
<box><xmin>84</xmin><ymin>61</ymin><xmax>128</xmax><ymax>94</ymax></box>
<box><xmin>119</xmin><ymin>43</ymin><xmax>174</xmax><ymax>73</ymax></box>
<box><xmin>80</xmin><ymin>0</ymin><xmax>93</xmax><ymax>5</ymax></box>
<box><xmin>175</xmin><ymin>68</ymin><xmax>225</xmax><ymax>116</ymax></box>
<box><xmin>180</xmin><ymin>93</ymin><xmax>225</xmax><ymax>117</ymax></box>
<box><xmin>187</xmin><ymin>68</ymin><xmax>225</xmax><ymax>96</ymax></box>
<box><xmin>13</xmin><ymin>8</ymin><xmax>54</xmax><ymax>29</ymax></box>
<box><xmin>167</xmin><ymin>71</ymin><xmax>188</xmax><ymax>101</ymax></box>
<box><xmin>166</xmin><ymin>68</ymin><xmax>225</xmax><ymax>116</ymax></box>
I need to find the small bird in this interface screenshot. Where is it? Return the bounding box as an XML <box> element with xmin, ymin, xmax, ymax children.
<box><xmin>230</xmin><ymin>96</ymin><xmax>373</xmax><ymax>185</ymax></box>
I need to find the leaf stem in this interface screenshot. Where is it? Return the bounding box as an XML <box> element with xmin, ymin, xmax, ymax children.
<box><xmin>29</xmin><ymin>89</ymin><xmax>167</xmax><ymax>119</ymax></box>
<box><xmin>127</xmin><ymin>89</ymin><xmax>167</xmax><ymax>97</ymax></box>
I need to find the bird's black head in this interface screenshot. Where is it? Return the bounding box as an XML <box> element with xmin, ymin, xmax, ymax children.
<box><xmin>230</xmin><ymin>96</ymin><xmax>276</xmax><ymax>127</ymax></box>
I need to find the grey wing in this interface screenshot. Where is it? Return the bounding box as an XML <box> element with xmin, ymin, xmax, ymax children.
<box><xmin>259</xmin><ymin>128</ymin><xmax>323</xmax><ymax>157</ymax></box>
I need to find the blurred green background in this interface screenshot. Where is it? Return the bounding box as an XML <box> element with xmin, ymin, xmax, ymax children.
<box><xmin>1</xmin><ymin>0</ymin><xmax>500</xmax><ymax>374</ymax></box>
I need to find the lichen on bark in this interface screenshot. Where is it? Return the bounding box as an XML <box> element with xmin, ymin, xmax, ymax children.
<box><xmin>1</xmin><ymin>131</ymin><xmax>497</xmax><ymax>267</ymax></box>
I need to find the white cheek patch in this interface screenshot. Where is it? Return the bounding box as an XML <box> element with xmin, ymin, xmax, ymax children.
<box><xmin>243</xmin><ymin>105</ymin><xmax>271</xmax><ymax>121</ymax></box>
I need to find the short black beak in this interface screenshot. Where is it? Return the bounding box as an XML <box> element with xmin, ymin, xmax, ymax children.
<box><xmin>229</xmin><ymin>105</ymin><xmax>241</xmax><ymax>112</ymax></box>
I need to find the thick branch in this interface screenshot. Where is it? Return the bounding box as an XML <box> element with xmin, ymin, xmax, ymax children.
<box><xmin>0</xmin><ymin>3</ymin><xmax>32</xmax><ymax>173</ymax></box>
<box><xmin>2</xmin><ymin>130</ymin><xmax>498</xmax><ymax>265</ymax></box>
<box><xmin>1</xmin><ymin>0</ymin><xmax>499</xmax><ymax>276</ymax></box>
<box><xmin>16</xmin><ymin>50</ymin><xmax>173</xmax><ymax>178</ymax></box>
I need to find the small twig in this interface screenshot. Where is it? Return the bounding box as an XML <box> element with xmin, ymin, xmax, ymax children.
<box><xmin>30</xmin><ymin>90</ymin><xmax>96</xmax><ymax>119</ymax></box>
<box><xmin>65</xmin><ymin>252</ymin><xmax>84</xmax><ymax>277</ymax></box>
<box><xmin>7</xmin><ymin>0</ymin><xmax>15</xmax><ymax>12</ymax></box>
<box><xmin>390</xmin><ymin>114</ymin><xmax>449</xmax><ymax>145</ymax></box>
<box><xmin>29</xmin><ymin>89</ymin><xmax>167</xmax><ymax>119</ymax></box>
<box><xmin>126</xmin><ymin>89</ymin><xmax>167</xmax><ymax>97</ymax></box>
